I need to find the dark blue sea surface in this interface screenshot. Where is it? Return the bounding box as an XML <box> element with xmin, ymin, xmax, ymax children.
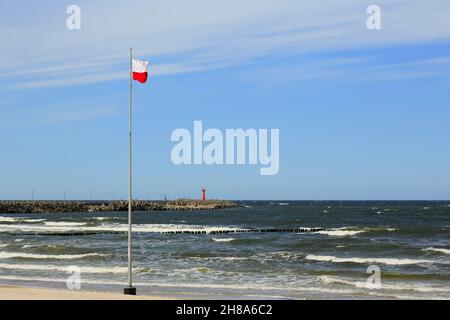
<box><xmin>0</xmin><ymin>201</ymin><xmax>449</xmax><ymax>299</ymax></box>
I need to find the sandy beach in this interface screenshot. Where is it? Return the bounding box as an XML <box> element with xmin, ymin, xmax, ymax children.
<box><xmin>0</xmin><ymin>285</ymin><xmax>172</xmax><ymax>300</ymax></box>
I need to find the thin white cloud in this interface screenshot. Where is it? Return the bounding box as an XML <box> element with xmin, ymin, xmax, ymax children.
<box><xmin>0</xmin><ymin>0</ymin><xmax>449</xmax><ymax>89</ymax></box>
<box><xmin>0</xmin><ymin>103</ymin><xmax>120</xmax><ymax>127</ymax></box>
<box><xmin>236</xmin><ymin>55</ymin><xmax>450</xmax><ymax>84</ymax></box>
<box><xmin>37</xmin><ymin>106</ymin><xmax>119</xmax><ymax>124</ymax></box>
<box><xmin>3</xmin><ymin>60</ymin><xmax>240</xmax><ymax>90</ymax></box>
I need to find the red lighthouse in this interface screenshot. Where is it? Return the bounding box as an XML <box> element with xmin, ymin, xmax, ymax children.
<box><xmin>201</xmin><ymin>188</ymin><xmax>206</xmax><ymax>201</ymax></box>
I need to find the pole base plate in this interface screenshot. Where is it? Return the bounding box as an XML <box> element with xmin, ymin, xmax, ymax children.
<box><xmin>124</xmin><ymin>286</ymin><xmax>137</xmax><ymax>295</ymax></box>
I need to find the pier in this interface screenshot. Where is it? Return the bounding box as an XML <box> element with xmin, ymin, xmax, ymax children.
<box><xmin>0</xmin><ymin>199</ymin><xmax>236</xmax><ymax>214</ymax></box>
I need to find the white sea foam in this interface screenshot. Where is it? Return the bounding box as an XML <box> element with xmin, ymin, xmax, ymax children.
<box><xmin>423</xmin><ymin>247</ymin><xmax>450</xmax><ymax>255</ymax></box>
<box><xmin>44</xmin><ymin>221</ymin><xmax>87</xmax><ymax>227</ymax></box>
<box><xmin>366</xmin><ymin>227</ymin><xmax>396</xmax><ymax>232</ymax></box>
<box><xmin>0</xmin><ymin>223</ymin><xmax>245</xmax><ymax>234</ymax></box>
<box><xmin>0</xmin><ymin>244</ymin><xmax>8</xmax><ymax>248</ymax></box>
<box><xmin>295</xmin><ymin>227</ymin><xmax>323</xmax><ymax>233</ymax></box>
<box><xmin>131</xmin><ymin>224</ymin><xmax>245</xmax><ymax>234</ymax></box>
<box><xmin>316</xmin><ymin>230</ymin><xmax>364</xmax><ymax>237</ymax></box>
<box><xmin>0</xmin><ymin>275</ymin><xmax>358</xmax><ymax>296</ymax></box>
<box><xmin>306</xmin><ymin>254</ymin><xmax>435</xmax><ymax>266</ymax></box>
<box><xmin>0</xmin><ymin>217</ymin><xmax>19</xmax><ymax>222</ymax></box>
<box><xmin>21</xmin><ymin>244</ymin><xmax>64</xmax><ymax>250</ymax></box>
<box><xmin>316</xmin><ymin>226</ymin><xmax>396</xmax><ymax>237</ymax></box>
<box><xmin>0</xmin><ymin>252</ymin><xmax>107</xmax><ymax>260</ymax></box>
<box><xmin>0</xmin><ymin>217</ymin><xmax>46</xmax><ymax>223</ymax></box>
<box><xmin>21</xmin><ymin>245</ymin><xmax>40</xmax><ymax>249</ymax></box>
<box><xmin>319</xmin><ymin>275</ymin><xmax>450</xmax><ymax>293</ymax></box>
<box><xmin>188</xmin><ymin>256</ymin><xmax>248</xmax><ymax>262</ymax></box>
<box><xmin>23</xmin><ymin>219</ymin><xmax>46</xmax><ymax>223</ymax></box>
<box><xmin>319</xmin><ymin>275</ymin><xmax>367</xmax><ymax>288</ymax></box>
<box><xmin>212</xmin><ymin>238</ymin><xmax>235</xmax><ymax>242</ymax></box>
<box><xmin>1</xmin><ymin>274</ymin><xmax>447</xmax><ymax>299</ymax></box>
<box><xmin>0</xmin><ymin>224</ymin><xmax>85</xmax><ymax>233</ymax></box>
<box><xmin>0</xmin><ymin>263</ymin><xmax>133</xmax><ymax>274</ymax></box>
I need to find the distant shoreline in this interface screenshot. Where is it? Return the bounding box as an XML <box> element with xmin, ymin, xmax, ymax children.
<box><xmin>0</xmin><ymin>200</ymin><xmax>237</xmax><ymax>214</ymax></box>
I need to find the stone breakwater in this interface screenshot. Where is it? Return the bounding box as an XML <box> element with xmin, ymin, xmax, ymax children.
<box><xmin>0</xmin><ymin>200</ymin><xmax>236</xmax><ymax>214</ymax></box>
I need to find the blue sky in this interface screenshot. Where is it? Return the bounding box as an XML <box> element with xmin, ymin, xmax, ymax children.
<box><xmin>1</xmin><ymin>0</ymin><xmax>450</xmax><ymax>200</ymax></box>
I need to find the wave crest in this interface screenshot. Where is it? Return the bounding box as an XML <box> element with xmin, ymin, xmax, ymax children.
<box><xmin>306</xmin><ymin>254</ymin><xmax>435</xmax><ymax>266</ymax></box>
<box><xmin>0</xmin><ymin>252</ymin><xmax>107</xmax><ymax>260</ymax></box>
<box><xmin>423</xmin><ymin>247</ymin><xmax>450</xmax><ymax>255</ymax></box>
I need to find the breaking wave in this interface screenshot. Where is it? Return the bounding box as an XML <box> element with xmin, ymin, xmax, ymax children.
<box><xmin>0</xmin><ymin>217</ymin><xmax>46</xmax><ymax>223</ymax></box>
<box><xmin>314</xmin><ymin>226</ymin><xmax>396</xmax><ymax>237</ymax></box>
<box><xmin>316</xmin><ymin>229</ymin><xmax>364</xmax><ymax>237</ymax></box>
<box><xmin>319</xmin><ymin>275</ymin><xmax>450</xmax><ymax>293</ymax></box>
<box><xmin>0</xmin><ymin>222</ymin><xmax>246</xmax><ymax>234</ymax></box>
<box><xmin>0</xmin><ymin>263</ymin><xmax>144</xmax><ymax>274</ymax></box>
<box><xmin>0</xmin><ymin>217</ymin><xmax>19</xmax><ymax>222</ymax></box>
<box><xmin>23</xmin><ymin>219</ymin><xmax>46</xmax><ymax>223</ymax></box>
<box><xmin>306</xmin><ymin>254</ymin><xmax>436</xmax><ymax>266</ymax></box>
<box><xmin>212</xmin><ymin>238</ymin><xmax>235</xmax><ymax>242</ymax></box>
<box><xmin>0</xmin><ymin>252</ymin><xmax>107</xmax><ymax>260</ymax></box>
<box><xmin>44</xmin><ymin>222</ymin><xmax>87</xmax><ymax>227</ymax></box>
<box><xmin>423</xmin><ymin>247</ymin><xmax>450</xmax><ymax>255</ymax></box>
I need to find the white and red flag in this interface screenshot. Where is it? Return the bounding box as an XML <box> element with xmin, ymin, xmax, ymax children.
<box><xmin>132</xmin><ymin>59</ymin><xmax>149</xmax><ymax>84</ymax></box>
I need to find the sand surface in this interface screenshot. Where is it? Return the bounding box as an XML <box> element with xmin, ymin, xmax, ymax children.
<box><xmin>0</xmin><ymin>285</ymin><xmax>173</xmax><ymax>300</ymax></box>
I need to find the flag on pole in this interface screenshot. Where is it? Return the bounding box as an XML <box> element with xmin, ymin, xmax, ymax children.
<box><xmin>132</xmin><ymin>59</ymin><xmax>149</xmax><ymax>83</ymax></box>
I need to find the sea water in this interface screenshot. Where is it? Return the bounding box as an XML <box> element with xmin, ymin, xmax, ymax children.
<box><xmin>0</xmin><ymin>201</ymin><xmax>449</xmax><ymax>299</ymax></box>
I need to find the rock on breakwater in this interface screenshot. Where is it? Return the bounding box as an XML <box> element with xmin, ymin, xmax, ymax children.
<box><xmin>0</xmin><ymin>199</ymin><xmax>236</xmax><ymax>214</ymax></box>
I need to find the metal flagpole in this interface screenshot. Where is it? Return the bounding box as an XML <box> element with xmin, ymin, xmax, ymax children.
<box><xmin>124</xmin><ymin>47</ymin><xmax>136</xmax><ymax>295</ymax></box>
